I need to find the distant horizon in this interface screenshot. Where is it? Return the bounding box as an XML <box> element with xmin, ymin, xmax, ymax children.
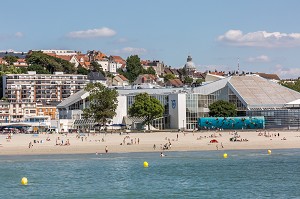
<box><xmin>1</xmin><ymin>0</ymin><xmax>300</xmax><ymax>79</ymax></box>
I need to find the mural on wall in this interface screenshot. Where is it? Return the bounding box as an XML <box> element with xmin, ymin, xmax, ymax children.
<box><xmin>198</xmin><ymin>116</ymin><xmax>265</xmax><ymax>130</ymax></box>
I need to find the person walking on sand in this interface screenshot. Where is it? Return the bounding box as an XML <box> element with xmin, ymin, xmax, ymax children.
<box><xmin>105</xmin><ymin>146</ymin><xmax>108</xmax><ymax>153</ymax></box>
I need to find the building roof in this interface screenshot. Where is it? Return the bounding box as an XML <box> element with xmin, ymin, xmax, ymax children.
<box><xmin>193</xmin><ymin>75</ymin><xmax>300</xmax><ymax>109</ymax></box>
<box><xmin>228</xmin><ymin>75</ymin><xmax>300</xmax><ymax>109</ymax></box>
<box><xmin>57</xmin><ymin>89</ymin><xmax>89</xmax><ymax>108</ymax></box>
<box><xmin>167</xmin><ymin>79</ymin><xmax>184</xmax><ymax>87</ymax></box>
<box><xmin>87</xmin><ymin>71</ymin><xmax>106</xmax><ymax>81</ymax></box>
<box><xmin>116</xmin><ymin>74</ymin><xmax>128</xmax><ymax>81</ymax></box>
<box><xmin>255</xmin><ymin>73</ymin><xmax>280</xmax><ymax>80</ymax></box>
<box><xmin>57</xmin><ymin>87</ymin><xmax>188</xmax><ymax>109</ymax></box>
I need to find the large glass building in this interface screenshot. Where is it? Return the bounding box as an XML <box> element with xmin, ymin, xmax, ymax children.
<box><xmin>57</xmin><ymin>75</ymin><xmax>300</xmax><ymax>131</ymax></box>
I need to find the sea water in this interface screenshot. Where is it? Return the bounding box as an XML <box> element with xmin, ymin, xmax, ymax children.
<box><xmin>1</xmin><ymin>149</ymin><xmax>300</xmax><ymax>199</ymax></box>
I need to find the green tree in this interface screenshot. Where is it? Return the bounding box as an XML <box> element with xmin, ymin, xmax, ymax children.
<box><xmin>26</xmin><ymin>51</ymin><xmax>76</xmax><ymax>74</ymax></box>
<box><xmin>195</xmin><ymin>78</ymin><xmax>204</xmax><ymax>84</ymax></box>
<box><xmin>208</xmin><ymin>100</ymin><xmax>237</xmax><ymax>117</ymax></box>
<box><xmin>129</xmin><ymin>93</ymin><xmax>164</xmax><ymax>130</ymax></box>
<box><xmin>3</xmin><ymin>55</ymin><xmax>18</xmax><ymax>65</ymax></box>
<box><xmin>27</xmin><ymin>64</ymin><xmax>49</xmax><ymax>74</ymax></box>
<box><xmin>125</xmin><ymin>55</ymin><xmax>144</xmax><ymax>83</ymax></box>
<box><xmin>144</xmin><ymin>67</ymin><xmax>156</xmax><ymax>75</ymax></box>
<box><xmin>77</xmin><ymin>65</ymin><xmax>89</xmax><ymax>75</ymax></box>
<box><xmin>0</xmin><ymin>65</ymin><xmax>22</xmax><ymax>75</ymax></box>
<box><xmin>280</xmin><ymin>80</ymin><xmax>300</xmax><ymax>92</ymax></box>
<box><xmin>90</xmin><ymin>61</ymin><xmax>105</xmax><ymax>76</ymax></box>
<box><xmin>83</xmin><ymin>83</ymin><xmax>119</xmax><ymax>131</ymax></box>
<box><xmin>164</xmin><ymin>74</ymin><xmax>175</xmax><ymax>82</ymax></box>
<box><xmin>184</xmin><ymin>76</ymin><xmax>194</xmax><ymax>85</ymax></box>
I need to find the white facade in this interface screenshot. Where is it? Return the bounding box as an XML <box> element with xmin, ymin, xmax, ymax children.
<box><xmin>112</xmin><ymin>96</ymin><xmax>127</xmax><ymax>124</ymax></box>
<box><xmin>96</xmin><ymin>60</ymin><xmax>109</xmax><ymax>72</ymax></box>
<box><xmin>168</xmin><ymin>93</ymin><xmax>186</xmax><ymax>130</ymax></box>
<box><xmin>108</xmin><ymin>61</ymin><xmax>117</xmax><ymax>73</ymax></box>
<box><xmin>39</xmin><ymin>49</ymin><xmax>77</xmax><ymax>56</ymax></box>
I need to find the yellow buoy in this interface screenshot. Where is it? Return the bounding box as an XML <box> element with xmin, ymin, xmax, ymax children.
<box><xmin>143</xmin><ymin>161</ymin><xmax>149</xmax><ymax>168</ymax></box>
<box><xmin>21</xmin><ymin>177</ymin><xmax>28</xmax><ymax>185</ymax></box>
<box><xmin>268</xmin><ymin>150</ymin><xmax>272</xmax><ymax>155</ymax></box>
<box><xmin>223</xmin><ymin>153</ymin><xmax>228</xmax><ymax>158</ymax></box>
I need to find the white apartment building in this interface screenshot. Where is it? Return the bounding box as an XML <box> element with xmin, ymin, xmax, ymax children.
<box><xmin>39</xmin><ymin>49</ymin><xmax>77</xmax><ymax>56</ymax></box>
<box><xmin>3</xmin><ymin>71</ymin><xmax>90</xmax><ymax>103</ymax></box>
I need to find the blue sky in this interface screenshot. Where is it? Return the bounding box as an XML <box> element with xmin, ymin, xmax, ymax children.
<box><xmin>1</xmin><ymin>0</ymin><xmax>300</xmax><ymax>78</ymax></box>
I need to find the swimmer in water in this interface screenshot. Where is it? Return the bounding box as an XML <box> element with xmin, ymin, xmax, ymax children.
<box><xmin>160</xmin><ymin>152</ymin><xmax>165</xmax><ymax>157</ymax></box>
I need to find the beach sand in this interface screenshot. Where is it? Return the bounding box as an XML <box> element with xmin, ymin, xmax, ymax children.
<box><xmin>0</xmin><ymin>130</ymin><xmax>299</xmax><ymax>155</ymax></box>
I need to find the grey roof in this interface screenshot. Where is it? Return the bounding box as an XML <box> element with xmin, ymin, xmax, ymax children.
<box><xmin>88</xmin><ymin>71</ymin><xmax>106</xmax><ymax>81</ymax></box>
<box><xmin>228</xmin><ymin>75</ymin><xmax>300</xmax><ymax>109</ymax></box>
<box><xmin>57</xmin><ymin>89</ymin><xmax>88</xmax><ymax>108</ymax></box>
<box><xmin>193</xmin><ymin>77</ymin><xmax>230</xmax><ymax>95</ymax></box>
<box><xmin>117</xmin><ymin>87</ymin><xmax>187</xmax><ymax>96</ymax></box>
<box><xmin>56</xmin><ymin>87</ymin><xmax>187</xmax><ymax>108</ymax></box>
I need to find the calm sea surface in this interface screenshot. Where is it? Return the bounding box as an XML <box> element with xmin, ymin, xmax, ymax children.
<box><xmin>1</xmin><ymin>149</ymin><xmax>300</xmax><ymax>199</ymax></box>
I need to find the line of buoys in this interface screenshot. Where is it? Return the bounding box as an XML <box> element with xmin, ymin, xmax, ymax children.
<box><xmin>21</xmin><ymin>177</ymin><xmax>28</xmax><ymax>185</ymax></box>
<box><xmin>268</xmin><ymin>149</ymin><xmax>272</xmax><ymax>155</ymax></box>
<box><xmin>223</xmin><ymin>153</ymin><xmax>228</xmax><ymax>158</ymax></box>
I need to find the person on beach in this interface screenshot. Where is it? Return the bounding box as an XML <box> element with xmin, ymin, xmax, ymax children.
<box><xmin>153</xmin><ymin>144</ymin><xmax>156</xmax><ymax>150</ymax></box>
<box><xmin>28</xmin><ymin>141</ymin><xmax>32</xmax><ymax>148</ymax></box>
<box><xmin>105</xmin><ymin>146</ymin><xmax>108</xmax><ymax>153</ymax></box>
<box><xmin>160</xmin><ymin>152</ymin><xmax>165</xmax><ymax>157</ymax></box>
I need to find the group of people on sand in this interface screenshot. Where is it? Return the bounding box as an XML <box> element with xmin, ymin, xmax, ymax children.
<box><xmin>55</xmin><ymin>138</ymin><xmax>70</xmax><ymax>146</ymax></box>
<box><xmin>121</xmin><ymin>136</ymin><xmax>140</xmax><ymax>145</ymax></box>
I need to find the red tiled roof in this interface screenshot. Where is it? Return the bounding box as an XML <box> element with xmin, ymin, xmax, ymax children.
<box><xmin>164</xmin><ymin>68</ymin><xmax>173</xmax><ymax>74</ymax></box>
<box><xmin>210</xmin><ymin>71</ymin><xmax>225</xmax><ymax>76</ymax></box>
<box><xmin>167</xmin><ymin>79</ymin><xmax>183</xmax><ymax>87</ymax></box>
<box><xmin>117</xmin><ymin>74</ymin><xmax>128</xmax><ymax>81</ymax></box>
<box><xmin>255</xmin><ymin>73</ymin><xmax>280</xmax><ymax>80</ymax></box>
<box><xmin>54</xmin><ymin>55</ymin><xmax>73</xmax><ymax>61</ymax></box>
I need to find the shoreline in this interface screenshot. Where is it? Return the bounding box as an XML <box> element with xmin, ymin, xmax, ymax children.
<box><xmin>0</xmin><ymin>130</ymin><xmax>299</xmax><ymax>156</ymax></box>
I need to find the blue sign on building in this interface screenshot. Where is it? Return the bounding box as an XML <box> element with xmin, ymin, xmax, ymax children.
<box><xmin>171</xmin><ymin>100</ymin><xmax>176</xmax><ymax>109</ymax></box>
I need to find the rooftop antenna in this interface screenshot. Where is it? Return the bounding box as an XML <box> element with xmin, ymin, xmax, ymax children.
<box><xmin>237</xmin><ymin>57</ymin><xmax>240</xmax><ymax>75</ymax></box>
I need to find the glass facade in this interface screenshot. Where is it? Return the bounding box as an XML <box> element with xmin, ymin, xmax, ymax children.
<box><xmin>247</xmin><ymin>109</ymin><xmax>300</xmax><ymax>129</ymax></box>
<box><xmin>186</xmin><ymin>86</ymin><xmax>249</xmax><ymax>130</ymax></box>
<box><xmin>126</xmin><ymin>94</ymin><xmax>170</xmax><ymax>129</ymax></box>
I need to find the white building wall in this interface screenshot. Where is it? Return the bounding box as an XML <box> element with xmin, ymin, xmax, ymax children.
<box><xmin>108</xmin><ymin>62</ymin><xmax>117</xmax><ymax>73</ymax></box>
<box><xmin>168</xmin><ymin>93</ymin><xmax>186</xmax><ymax>129</ymax></box>
<box><xmin>96</xmin><ymin>60</ymin><xmax>109</xmax><ymax>72</ymax></box>
<box><xmin>112</xmin><ymin>95</ymin><xmax>127</xmax><ymax>125</ymax></box>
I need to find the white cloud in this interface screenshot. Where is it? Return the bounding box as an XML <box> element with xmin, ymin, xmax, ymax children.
<box><xmin>14</xmin><ymin>32</ymin><xmax>23</xmax><ymax>38</ymax></box>
<box><xmin>218</xmin><ymin>30</ymin><xmax>300</xmax><ymax>48</ymax></box>
<box><xmin>0</xmin><ymin>32</ymin><xmax>24</xmax><ymax>40</ymax></box>
<box><xmin>112</xmin><ymin>47</ymin><xmax>147</xmax><ymax>55</ymax></box>
<box><xmin>274</xmin><ymin>64</ymin><xmax>300</xmax><ymax>79</ymax></box>
<box><xmin>247</xmin><ymin>55</ymin><xmax>270</xmax><ymax>63</ymax></box>
<box><xmin>66</xmin><ymin>27</ymin><xmax>116</xmax><ymax>39</ymax></box>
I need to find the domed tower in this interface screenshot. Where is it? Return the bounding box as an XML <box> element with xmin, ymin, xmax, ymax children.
<box><xmin>184</xmin><ymin>55</ymin><xmax>196</xmax><ymax>72</ymax></box>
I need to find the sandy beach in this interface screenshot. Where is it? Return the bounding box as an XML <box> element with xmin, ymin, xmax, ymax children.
<box><xmin>0</xmin><ymin>130</ymin><xmax>300</xmax><ymax>155</ymax></box>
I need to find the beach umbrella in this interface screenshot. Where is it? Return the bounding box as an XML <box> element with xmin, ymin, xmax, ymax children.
<box><xmin>210</xmin><ymin>139</ymin><xmax>218</xmax><ymax>143</ymax></box>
